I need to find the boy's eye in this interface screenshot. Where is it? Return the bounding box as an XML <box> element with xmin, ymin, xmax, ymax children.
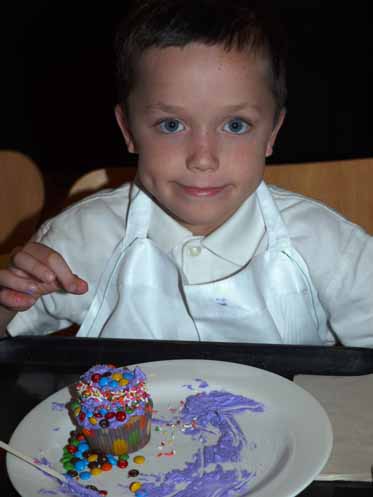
<box><xmin>159</xmin><ymin>119</ymin><xmax>185</xmax><ymax>134</ymax></box>
<box><xmin>223</xmin><ymin>118</ymin><xmax>250</xmax><ymax>134</ymax></box>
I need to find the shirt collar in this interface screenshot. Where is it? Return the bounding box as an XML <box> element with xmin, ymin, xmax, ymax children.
<box><xmin>148</xmin><ymin>189</ymin><xmax>264</xmax><ymax>265</ymax></box>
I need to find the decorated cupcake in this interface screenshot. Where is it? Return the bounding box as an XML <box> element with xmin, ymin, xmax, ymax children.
<box><xmin>69</xmin><ymin>364</ymin><xmax>153</xmax><ymax>456</ymax></box>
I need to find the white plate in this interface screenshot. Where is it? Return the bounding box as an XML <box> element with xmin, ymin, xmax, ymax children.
<box><xmin>7</xmin><ymin>359</ymin><xmax>332</xmax><ymax>497</ymax></box>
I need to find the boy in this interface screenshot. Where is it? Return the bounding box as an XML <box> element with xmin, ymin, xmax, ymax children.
<box><xmin>1</xmin><ymin>0</ymin><xmax>373</xmax><ymax>345</ymax></box>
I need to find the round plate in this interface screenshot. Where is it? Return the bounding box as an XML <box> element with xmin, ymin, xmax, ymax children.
<box><xmin>7</xmin><ymin>359</ymin><xmax>332</xmax><ymax>497</ymax></box>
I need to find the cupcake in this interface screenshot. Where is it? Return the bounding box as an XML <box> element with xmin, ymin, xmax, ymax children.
<box><xmin>70</xmin><ymin>364</ymin><xmax>153</xmax><ymax>456</ymax></box>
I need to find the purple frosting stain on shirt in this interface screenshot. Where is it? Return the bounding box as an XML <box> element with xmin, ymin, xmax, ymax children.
<box><xmin>143</xmin><ymin>390</ymin><xmax>264</xmax><ymax>497</ymax></box>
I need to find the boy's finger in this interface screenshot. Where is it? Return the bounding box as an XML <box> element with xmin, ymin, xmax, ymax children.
<box><xmin>21</xmin><ymin>243</ymin><xmax>88</xmax><ymax>294</ymax></box>
<box><xmin>12</xmin><ymin>249</ymin><xmax>56</xmax><ymax>284</ymax></box>
<box><xmin>0</xmin><ymin>288</ymin><xmax>36</xmax><ymax>311</ymax></box>
<box><xmin>0</xmin><ymin>269</ymin><xmax>40</xmax><ymax>296</ymax></box>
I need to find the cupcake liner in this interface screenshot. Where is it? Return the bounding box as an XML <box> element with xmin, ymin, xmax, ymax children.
<box><xmin>83</xmin><ymin>410</ymin><xmax>152</xmax><ymax>456</ymax></box>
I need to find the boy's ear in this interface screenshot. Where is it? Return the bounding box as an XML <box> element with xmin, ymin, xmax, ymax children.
<box><xmin>265</xmin><ymin>108</ymin><xmax>286</xmax><ymax>158</ymax></box>
<box><xmin>114</xmin><ymin>105</ymin><xmax>137</xmax><ymax>154</ymax></box>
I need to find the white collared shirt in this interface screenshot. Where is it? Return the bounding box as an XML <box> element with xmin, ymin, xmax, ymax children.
<box><xmin>148</xmin><ymin>193</ymin><xmax>264</xmax><ymax>284</ymax></box>
<box><xmin>7</xmin><ymin>181</ymin><xmax>373</xmax><ymax>347</ymax></box>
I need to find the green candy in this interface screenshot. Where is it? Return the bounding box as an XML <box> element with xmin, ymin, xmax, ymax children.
<box><xmin>119</xmin><ymin>454</ymin><xmax>129</xmax><ymax>461</ymax></box>
<box><xmin>63</xmin><ymin>462</ymin><xmax>75</xmax><ymax>471</ymax></box>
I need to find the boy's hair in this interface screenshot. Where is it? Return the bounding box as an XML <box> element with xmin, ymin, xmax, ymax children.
<box><xmin>115</xmin><ymin>0</ymin><xmax>287</xmax><ymax>121</ymax></box>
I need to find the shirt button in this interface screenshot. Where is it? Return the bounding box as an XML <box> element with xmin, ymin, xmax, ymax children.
<box><xmin>187</xmin><ymin>246</ymin><xmax>202</xmax><ymax>257</ymax></box>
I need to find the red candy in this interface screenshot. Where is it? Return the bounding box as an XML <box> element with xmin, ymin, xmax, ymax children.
<box><xmin>105</xmin><ymin>412</ymin><xmax>115</xmax><ymax>420</ymax></box>
<box><xmin>76</xmin><ymin>434</ymin><xmax>86</xmax><ymax>441</ymax></box>
<box><xmin>101</xmin><ymin>462</ymin><xmax>112</xmax><ymax>471</ymax></box>
<box><xmin>91</xmin><ymin>373</ymin><xmax>101</xmax><ymax>383</ymax></box>
<box><xmin>117</xmin><ymin>460</ymin><xmax>128</xmax><ymax>469</ymax></box>
<box><xmin>116</xmin><ymin>411</ymin><xmax>126</xmax><ymax>422</ymax></box>
<box><xmin>79</xmin><ymin>412</ymin><xmax>86</xmax><ymax>422</ymax></box>
<box><xmin>66</xmin><ymin>445</ymin><xmax>77</xmax><ymax>454</ymax></box>
<box><xmin>99</xmin><ymin>492</ymin><xmax>108</xmax><ymax>496</ymax></box>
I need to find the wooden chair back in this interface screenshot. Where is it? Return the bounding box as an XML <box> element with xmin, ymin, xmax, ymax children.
<box><xmin>0</xmin><ymin>150</ymin><xmax>45</xmax><ymax>254</ymax></box>
<box><xmin>264</xmin><ymin>157</ymin><xmax>373</xmax><ymax>234</ymax></box>
<box><xmin>67</xmin><ymin>166</ymin><xmax>137</xmax><ymax>205</ymax></box>
<box><xmin>67</xmin><ymin>158</ymin><xmax>373</xmax><ymax>234</ymax></box>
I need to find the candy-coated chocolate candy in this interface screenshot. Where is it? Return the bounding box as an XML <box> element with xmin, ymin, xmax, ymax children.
<box><xmin>67</xmin><ymin>470</ymin><xmax>78</xmax><ymax>478</ymax></box>
<box><xmin>80</xmin><ymin>471</ymin><xmax>91</xmax><ymax>480</ymax></box>
<box><xmin>129</xmin><ymin>481</ymin><xmax>142</xmax><ymax>493</ymax></box>
<box><xmin>99</xmin><ymin>409</ymin><xmax>108</xmax><ymax>416</ymax></box>
<box><xmin>88</xmin><ymin>454</ymin><xmax>98</xmax><ymax>462</ymax></box>
<box><xmin>99</xmin><ymin>419</ymin><xmax>109</xmax><ymax>428</ymax></box>
<box><xmin>103</xmin><ymin>371</ymin><xmax>112</xmax><ymax>377</ymax></box>
<box><xmin>119</xmin><ymin>454</ymin><xmax>129</xmax><ymax>461</ymax></box>
<box><xmin>83</xmin><ymin>450</ymin><xmax>91</xmax><ymax>458</ymax></box>
<box><xmin>99</xmin><ymin>377</ymin><xmax>109</xmax><ymax>387</ymax></box>
<box><xmin>99</xmin><ymin>491</ymin><xmax>108</xmax><ymax>496</ymax></box>
<box><xmin>126</xmin><ymin>408</ymin><xmax>133</xmax><ymax>414</ymax></box>
<box><xmin>78</xmin><ymin>442</ymin><xmax>90</xmax><ymax>452</ymax></box>
<box><xmin>117</xmin><ymin>459</ymin><xmax>128</xmax><ymax>469</ymax></box>
<box><xmin>94</xmin><ymin>411</ymin><xmax>103</xmax><ymax>418</ymax></box>
<box><xmin>82</xmin><ymin>428</ymin><xmax>94</xmax><ymax>437</ymax></box>
<box><xmin>128</xmin><ymin>469</ymin><xmax>139</xmax><ymax>477</ymax></box>
<box><xmin>109</xmin><ymin>380</ymin><xmax>119</xmax><ymax>388</ymax></box>
<box><xmin>116</xmin><ymin>411</ymin><xmax>126</xmax><ymax>422</ymax></box>
<box><xmin>91</xmin><ymin>373</ymin><xmax>101</xmax><ymax>383</ymax></box>
<box><xmin>105</xmin><ymin>412</ymin><xmax>115</xmax><ymax>420</ymax></box>
<box><xmin>98</xmin><ymin>455</ymin><xmax>108</xmax><ymax>464</ymax></box>
<box><xmin>70</xmin><ymin>438</ymin><xmax>80</xmax><ymax>446</ymax></box>
<box><xmin>89</xmin><ymin>417</ymin><xmax>98</xmax><ymax>425</ymax></box>
<box><xmin>74</xmin><ymin>460</ymin><xmax>88</xmax><ymax>472</ymax></box>
<box><xmin>76</xmin><ymin>434</ymin><xmax>86</xmax><ymax>441</ymax></box>
<box><xmin>75</xmin><ymin>451</ymin><xmax>84</xmax><ymax>459</ymax></box>
<box><xmin>91</xmin><ymin>468</ymin><xmax>102</xmax><ymax>476</ymax></box>
<box><xmin>86</xmin><ymin>485</ymin><xmax>99</xmax><ymax>492</ymax></box>
<box><xmin>101</xmin><ymin>462</ymin><xmax>112</xmax><ymax>471</ymax></box>
<box><xmin>79</xmin><ymin>412</ymin><xmax>86</xmax><ymax>422</ymax></box>
<box><xmin>123</xmin><ymin>372</ymin><xmax>134</xmax><ymax>380</ymax></box>
<box><xmin>120</xmin><ymin>379</ymin><xmax>129</xmax><ymax>386</ymax></box>
<box><xmin>107</xmin><ymin>455</ymin><xmax>117</xmax><ymax>465</ymax></box>
<box><xmin>74</xmin><ymin>407</ymin><xmax>81</xmax><ymax>416</ymax></box>
<box><xmin>61</xmin><ymin>455</ymin><xmax>72</xmax><ymax>463</ymax></box>
<box><xmin>63</xmin><ymin>462</ymin><xmax>75</xmax><ymax>471</ymax></box>
<box><xmin>133</xmin><ymin>455</ymin><xmax>145</xmax><ymax>465</ymax></box>
<box><xmin>66</xmin><ymin>445</ymin><xmax>78</xmax><ymax>454</ymax></box>
<box><xmin>135</xmin><ymin>490</ymin><xmax>147</xmax><ymax>497</ymax></box>
<box><xmin>112</xmin><ymin>373</ymin><xmax>122</xmax><ymax>381</ymax></box>
<box><xmin>88</xmin><ymin>461</ymin><xmax>99</xmax><ymax>469</ymax></box>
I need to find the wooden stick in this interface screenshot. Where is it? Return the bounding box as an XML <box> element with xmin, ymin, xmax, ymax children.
<box><xmin>0</xmin><ymin>439</ymin><xmax>65</xmax><ymax>482</ymax></box>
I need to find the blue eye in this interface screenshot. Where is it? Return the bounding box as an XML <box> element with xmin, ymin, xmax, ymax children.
<box><xmin>159</xmin><ymin>119</ymin><xmax>185</xmax><ymax>134</ymax></box>
<box><xmin>224</xmin><ymin>118</ymin><xmax>250</xmax><ymax>134</ymax></box>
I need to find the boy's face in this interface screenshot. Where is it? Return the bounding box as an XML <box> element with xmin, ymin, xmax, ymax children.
<box><xmin>116</xmin><ymin>43</ymin><xmax>285</xmax><ymax>235</ymax></box>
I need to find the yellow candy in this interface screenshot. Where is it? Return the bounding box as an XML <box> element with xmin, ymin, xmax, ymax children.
<box><xmin>74</xmin><ymin>407</ymin><xmax>81</xmax><ymax>416</ymax></box>
<box><xmin>112</xmin><ymin>373</ymin><xmax>123</xmax><ymax>381</ymax></box>
<box><xmin>88</xmin><ymin>454</ymin><xmax>98</xmax><ymax>462</ymax></box>
<box><xmin>120</xmin><ymin>378</ymin><xmax>129</xmax><ymax>386</ymax></box>
<box><xmin>129</xmin><ymin>482</ymin><xmax>142</xmax><ymax>493</ymax></box>
<box><xmin>89</xmin><ymin>417</ymin><xmax>97</xmax><ymax>425</ymax></box>
<box><xmin>133</xmin><ymin>455</ymin><xmax>145</xmax><ymax>465</ymax></box>
<box><xmin>91</xmin><ymin>468</ymin><xmax>102</xmax><ymax>476</ymax></box>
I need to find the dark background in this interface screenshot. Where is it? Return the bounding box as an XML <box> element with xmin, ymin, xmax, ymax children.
<box><xmin>1</xmin><ymin>3</ymin><xmax>372</xmax><ymax>204</ymax></box>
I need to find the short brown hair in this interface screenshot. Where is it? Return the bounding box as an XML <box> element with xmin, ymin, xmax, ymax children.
<box><xmin>115</xmin><ymin>0</ymin><xmax>287</xmax><ymax>120</ymax></box>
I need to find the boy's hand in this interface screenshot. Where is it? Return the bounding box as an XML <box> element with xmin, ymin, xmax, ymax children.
<box><xmin>0</xmin><ymin>242</ymin><xmax>88</xmax><ymax>312</ymax></box>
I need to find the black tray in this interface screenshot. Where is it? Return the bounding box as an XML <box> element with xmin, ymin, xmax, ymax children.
<box><xmin>1</xmin><ymin>336</ymin><xmax>373</xmax><ymax>497</ymax></box>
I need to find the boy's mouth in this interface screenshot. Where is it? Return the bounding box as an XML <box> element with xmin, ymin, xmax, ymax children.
<box><xmin>180</xmin><ymin>185</ymin><xmax>226</xmax><ymax>197</ymax></box>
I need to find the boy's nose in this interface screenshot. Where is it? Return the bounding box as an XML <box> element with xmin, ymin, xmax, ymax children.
<box><xmin>186</xmin><ymin>135</ymin><xmax>219</xmax><ymax>172</ymax></box>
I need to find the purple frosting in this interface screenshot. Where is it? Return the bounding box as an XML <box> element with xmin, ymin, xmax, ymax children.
<box><xmin>74</xmin><ymin>364</ymin><xmax>151</xmax><ymax>430</ymax></box>
<box><xmin>143</xmin><ymin>390</ymin><xmax>264</xmax><ymax>497</ymax></box>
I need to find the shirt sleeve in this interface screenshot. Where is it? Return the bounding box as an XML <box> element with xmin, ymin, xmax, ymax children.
<box><xmin>320</xmin><ymin>226</ymin><xmax>373</xmax><ymax>347</ymax></box>
<box><xmin>7</xmin><ymin>187</ymin><xmax>128</xmax><ymax>336</ymax></box>
<box><xmin>286</xmin><ymin>196</ymin><xmax>373</xmax><ymax>347</ymax></box>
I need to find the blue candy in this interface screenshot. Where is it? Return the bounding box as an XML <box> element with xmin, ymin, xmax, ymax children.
<box><xmin>74</xmin><ymin>460</ymin><xmax>88</xmax><ymax>472</ymax></box>
<box><xmin>77</xmin><ymin>442</ymin><xmax>90</xmax><ymax>452</ymax></box>
<box><xmin>99</xmin><ymin>377</ymin><xmax>109</xmax><ymax>387</ymax></box>
<box><xmin>135</xmin><ymin>490</ymin><xmax>147</xmax><ymax>497</ymax></box>
<box><xmin>79</xmin><ymin>471</ymin><xmax>91</xmax><ymax>480</ymax></box>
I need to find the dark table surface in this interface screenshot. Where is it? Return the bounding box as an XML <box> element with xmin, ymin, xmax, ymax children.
<box><xmin>1</xmin><ymin>336</ymin><xmax>373</xmax><ymax>497</ymax></box>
